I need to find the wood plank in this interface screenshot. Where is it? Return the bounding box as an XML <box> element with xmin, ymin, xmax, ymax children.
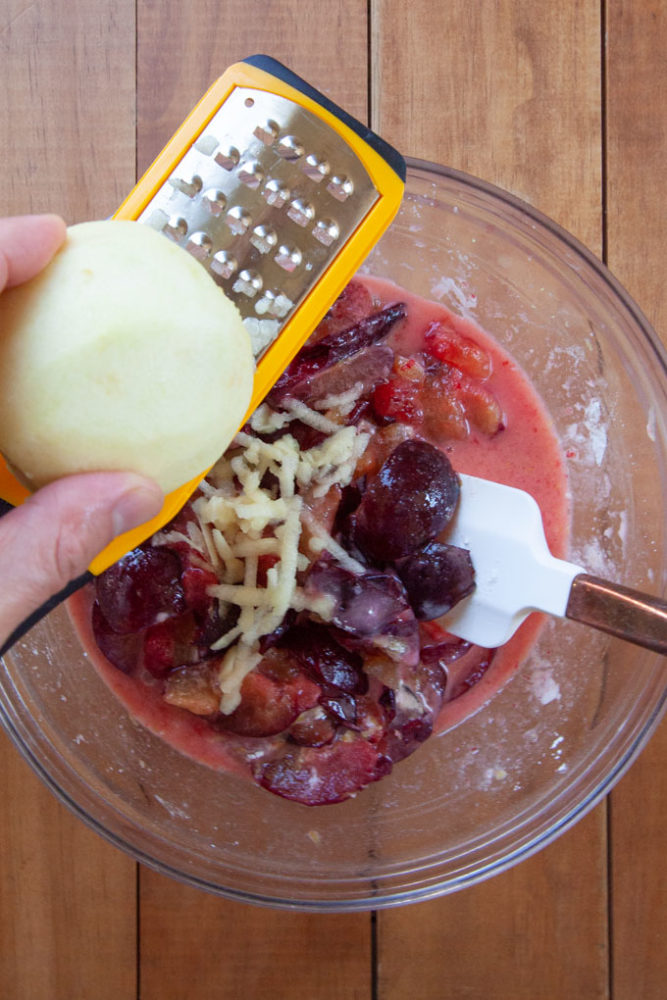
<box><xmin>372</xmin><ymin>2</ymin><xmax>610</xmax><ymax>997</ymax></box>
<box><xmin>0</xmin><ymin>1</ymin><xmax>139</xmax><ymax>997</ymax></box>
<box><xmin>140</xmin><ymin>872</ymin><xmax>371</xmax><ymax>1000</ymax></box>
<box><xmin>0</xmin><ymin>733</ymin><xmax>138</xmax><ymax>1000</ymax></box>
<box><xmin>605</xmin><ymin>2</ymin><xmax>667</xmax><ymax>998</ymax></box>
<box><xmin>137</xmin><ymin>0</ymin><xmax>368</xmax><ymax>175</ymax></box>
<box><xmin>377</xmin><ymin>814</ymin><xmax>608</xmax><ymax>1000</ymax></box>
<box><xmin>135</xmin><ymin>3</ymin><xmax>372</xmax><ymax>997</ymax></box>
<box><xmin>371</xmin><ymin>0</ymin><xmax>603</xmax><ymax>247</ymax></box>
<box><xmin>605</xmin><ymin>0</ymin><xmax>667</xmax><ymax>330</ymax></box>
<box><xmin>609</xmin><ymin>726</ymin><xmax>667</xmax><ymax>1000</ymax></box>
<box><xmin>0</xmin><ymin>0</ymin><xmax>137</xmax><ymax>222</ymax></box>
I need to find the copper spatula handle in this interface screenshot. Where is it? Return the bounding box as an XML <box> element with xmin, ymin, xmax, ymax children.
<box><xmin>566</xmin><ymin>574</ymin><xmax>667</xmax><ymax>655</ymax></box>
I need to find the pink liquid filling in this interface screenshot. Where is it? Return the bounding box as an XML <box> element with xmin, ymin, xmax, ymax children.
<box><xmin>366</xmin><ymin>277</ymin><xmax>569</xmax><ymax>732</ymax></box>
<box><xmin>70</xmin><ymin>277</ymin><xmax>569</xmax><ymax>799</ymax></box>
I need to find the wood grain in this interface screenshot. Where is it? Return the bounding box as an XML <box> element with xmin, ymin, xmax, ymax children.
<box><xmin>605</xmin><ymin>0</ymin><xmax>667</xmax><ymax>326</ymax></box>
<box><xmin>372</xmin><ymin>2</ymin><xmax>610</xmax><ymax>997</ymax></box>
<box><xmin>139</xmin><ymin>873</ymin><xmax>371</xmax><ymax>1000</ymax></box>
<box><xmin>0</xmin><ymin>733</ymin><xmax>138</xmax><ymax>1000</ymax></box>
<box><xmin>0</xmin><ymin>0</ymin><xmax>137</xmax><ymax>221</ymax></box>
<box><xmin>377</xmin><ymin>814</ymin><xmax>608</xmax><ymax>1000</ymax></box>
<box><xmin>135</xmin><ymin>3</ymin><xmax>373</xmax><ymax>997</ymax></box>
<box><xmin>606</xmin><ymin>2</ymin><xmax>667</xmax><ymax>998</ymax></box>
<box><xmin>371</xmin><ymin>0</ymin><xmax>603</xmax><ymax>249</ymax></box>
<box><xmin>136</xmin><ymin>0</ymin><xmax>369</xmax><ymax>175</ymax></box>
<box><xmin>0</xmin><ymin>2</ymin><xmax>139</xmax><ymax>997</ymax></box>
<box><xmin>0</xmin><ymin>1</ymin><xmax>664</xmax><ymax>997</ymax></box>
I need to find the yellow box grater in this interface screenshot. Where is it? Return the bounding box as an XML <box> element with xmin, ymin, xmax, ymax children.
<box><xmin>0</xmin><ymin>55</ymin><xmax>405</xmax><ymax>580</ymax></box>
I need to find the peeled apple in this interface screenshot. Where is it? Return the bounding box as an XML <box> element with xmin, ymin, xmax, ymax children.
<box><xmin>0</xmin><ymin>220</ymin><xmax>255</xmax><ymax>494</ymax></box>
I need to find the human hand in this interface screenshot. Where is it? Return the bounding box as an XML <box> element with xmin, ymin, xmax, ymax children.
<box><xmin>0</xmin><ymin>215</ymin><xmax>163</xmax><ymax>648</ymax></box>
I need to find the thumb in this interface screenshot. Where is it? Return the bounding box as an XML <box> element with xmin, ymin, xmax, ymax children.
<box><xmin>0</xmin><ymin>472</ymin><xmax>163</xmax><ymax>643</ymax></box>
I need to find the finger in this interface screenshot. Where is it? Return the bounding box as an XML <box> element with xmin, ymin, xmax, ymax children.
<box><xmin>0</xmin><ymin>472</ymin><xmax>163</xmax><ymax>642</ymax></box>
<box><xmin>0</xmin><ymin>214</ymin><xmax>67</xmax><ymax>293</ymax></box>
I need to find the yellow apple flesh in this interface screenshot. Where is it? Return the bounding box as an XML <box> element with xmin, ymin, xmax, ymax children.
<box><xmin>0</xmin><ymin>220</ymin><xmax>255</xmax><ymax>494</ymax></box>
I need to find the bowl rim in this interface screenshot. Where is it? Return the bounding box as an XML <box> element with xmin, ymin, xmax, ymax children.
<box><xmin>2</xmin><ymin>679</ymin><xmax>665</xmax><ymax>912</ymax></box>
<box><xmin>404</xmin><ymin>156</ymin><xmax>667</xmax><ymax>377</ymax></box>
<box><xmin>1</xmin><ymin>158</ymin><xmax>665</xmax><ymax>912</ymax></box>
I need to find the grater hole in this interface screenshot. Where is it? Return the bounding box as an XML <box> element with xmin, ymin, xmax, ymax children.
<box><xmin>274</xmin><ymin>244</ymin><xmax>303</xmax><ymax>273</ymax></box>
<box><xmin>254</xmin><ymin>119</ymin><xmax>280</xmax><ymax>145</ymax></box>
<box><xmin>169</xmin><ymin>174</ymin><xmax>203</xmax><ymax>198</ymax></box>
<box><xmin>210</xmin><ymin>251</ymin><xmax>238</xmax><ymax>281</ymax></box>
<box><xmin>277</xmin><ymin>135</ymin><xmax>304</xmax><ymax>161</ymax></box>
<box><xmin>250</xmin><ymin>225</ymin><xmax>278</xmax><ymax>254</ymax></box>
<box><xmin>238</xmin><ymin>160</ymin><xmax>265</xmax><ymax>190</ymax></box>
<box><xmin>254</xmin><ymin>290</ymin><xmax>293</xmax><ymax>319</ymax></box>
<box><xmin>233</xmin><ymin>268</ymin><xmax>263</xmax><ymax>298</ymax></box>
<box><xmin>254</xmin><ymin>289</ymin><xmax>277</xmax><ymax>315</ymax></box>
<box><xmin>226</xmin><ymin>206</ymin><xmax>252</xmax><ymax>235</ymax></box>
<box><xmin>186</xmin><ymin>231</ymin><xmax>213</xmax><ymax>261</ymax></box>
<box><xmin>215</xmin><ymin>145</ymin><xmax>241</xmax><ymax>171</ymax></box>
<box><xmin>302</xmin><ymin>154</ymin><xmax>330</xmax><ymax>183</ymax></box>
<box><xmin>327</xmin><ymin>174</ymin><xmax>354</xmax><ymax>202</ymax></box>
<box><xmin>164</xmin><ymin>216</ymin><xmax>188</xmax><ymax>241</ymax></box>
<box><xmin>287</xmin><ymin>198</ymin><xmax>315</xmax><ymax>228</ymax></box>
<box><xmin>312</xmin><ymin>218</ymin><xmax>340</xmax><ymax>247</ymax></box>
<box><xmin>244</xmin><ymin>317</ymin><xmax>280</xmax><ymax>357</ymax></box>
<box><xmin>146</xmin><ymin>208</ymin><xmax>169</xmax><ymax>231</ymax></box>
<box><xmin>263</xmin><ymin>178</ymin><xmax>290</xmax><ymax>208</ymax></box>
<box><xmin>271</xmin><ymin>293</ymin><xmax>294</xmax><ymax>318</ymax></box>
<box><xmin>202</xmin><ymin>188</ymin><xmax>227</xmax><ymax>216</ymax></box>
<box><xmin>193</xmin><ymin>133</ymin><xmax>219</xmax><ymax>155</ymax></box>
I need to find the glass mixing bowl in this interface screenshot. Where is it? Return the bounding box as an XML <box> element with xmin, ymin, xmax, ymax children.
<box><xmin>1</xmin><ymin>158</ymin><xmax>665</xmax><ymax>911</ymax></box>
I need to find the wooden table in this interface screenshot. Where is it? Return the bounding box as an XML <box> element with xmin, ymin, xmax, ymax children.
<box><xmin>1</xmin><ymin>2</ymin><xmax>665</xmax><ymax>997</ymax></box>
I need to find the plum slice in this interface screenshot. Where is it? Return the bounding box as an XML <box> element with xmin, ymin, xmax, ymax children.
<box><xmin>379</xmin><ymin>659</ymin><xmax>449</xmax><ymax>764</ymax></box>
<box><xmin>396</xmin><ymin>541</ymin><xmax>475</xmax><ymax>619</ymax></box>
<box><xmin>352</xmin><ymin>439</ymin><xmax>460</xmax><ymax>562</ymax></box>
<box><xmin>310</xmin><ymin>278</ymin><xmax>374</xmax><ymax>342</ymax></box>
<box><xmin>142</xmin><ymin>613</ymin><xmax>200</xmax><ymax>676</ymax></box>
<box><xmin>288</xmin><ymin>706</ymin><xmax>337</xmax><ymax>747</ymax></box>
<box><xmin>95</xmin><ymin>546</ymin><xmax>185</xmax><ymax>634</ymax></box>
<box><xmin>254</xmin><ymin>737</ymin><xmax>392</xmax><ymax>805</ymax></box>
<box><xmin>163</xmin><ymin>663</ymin><xmax>221</xmax><ymax>717</ymax></box>
<box><xmin>282</xmin><ymin>621</ymin><xmax>369</xmax><ymax>695</ymax></box>
<box><xmin>423</xmin><ymin>319</ymin><xmax>492</xmax><ymax>379</ymax></box>
<box><xmin>217</xmin><ymin>647</ymin><xmax>321</xmax><ymax>738</ymax></box>
<box><xmin>305</xmin><ymin>557</ymin><xmax>413</xmax><ymax>639</ymax></box>
<box><xmin>300</xmin><ymin>343</ymin><xmax>394</xmax><ymax>405</ymax></box>
<box><xmin>304</xmin><ymin>557</ymin><xmax>420</xmax><ymax>670</ymax></box>
<box><xmin>91</xmin><ymin>602</ymin><xmax>143</xmax><ymax>675</ymax></box>
<box><xmin>268</xmin><ymin>301</ymin><xmax>406</xmax><ymax>404</ymax></box>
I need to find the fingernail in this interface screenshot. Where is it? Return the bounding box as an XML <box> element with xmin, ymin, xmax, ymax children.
<box><xmin>112</xmin><ymin>483</ymin><xmax>163</xmax><ymax>537</ymax></box>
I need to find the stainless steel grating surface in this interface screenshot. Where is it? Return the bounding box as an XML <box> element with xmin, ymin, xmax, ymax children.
<box><xmin>138</xmin><ymin>87</ymin><xmax>380</xmax><ymax>360</ymax></box>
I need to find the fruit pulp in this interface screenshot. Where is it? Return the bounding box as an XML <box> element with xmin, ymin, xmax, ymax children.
<box><xmin>70</xmin><ymin>276</ymin><xmax>569</xmax><ymax>805</ymax></box>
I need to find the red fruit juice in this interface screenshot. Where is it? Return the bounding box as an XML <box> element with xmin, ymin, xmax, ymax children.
<box><xmin>366</xmin><ymin>277</ymin><xmax>569</xmax><ymax>731</ymax></box>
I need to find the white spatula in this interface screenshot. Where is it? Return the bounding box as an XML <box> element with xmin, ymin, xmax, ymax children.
<box><xmin>442</xmin><ymin>474</ymin><xmax>667</xmax><ymax>654</ymax></box>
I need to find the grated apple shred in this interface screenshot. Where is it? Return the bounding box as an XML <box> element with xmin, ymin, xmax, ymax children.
<box><xmin>158</xmin><ymin>395</ymin><xmax>370</xmax><ymax>714</ymax></box>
